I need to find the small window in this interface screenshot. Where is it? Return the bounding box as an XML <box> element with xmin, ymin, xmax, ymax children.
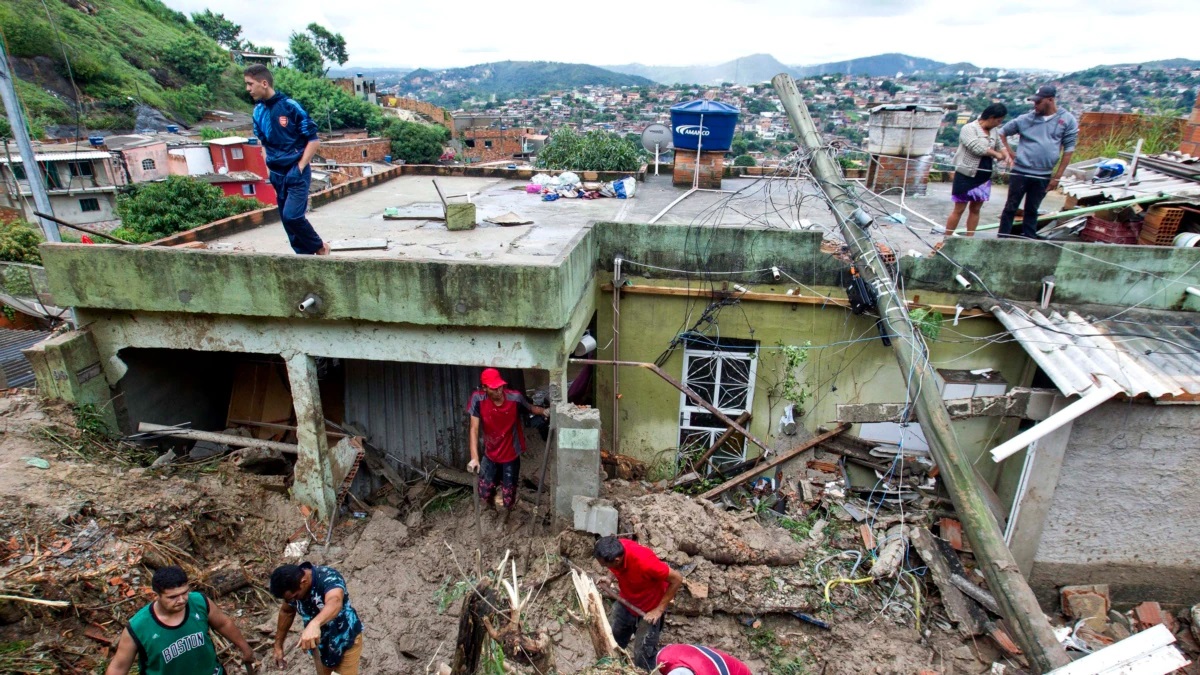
<box><xmin>11</xmin><ymin>164</ymin><xmax>26</xmax><ymax>180</ymax></box>
<box><xmin>79</xmin><ymin>198</ymin><xmax>100</xmax><ymax>212</ymax></box>
<box><xmin>69</xmin><ymin>161</ymin><xmax>94</xmax><ymax>177</ymax></box>
<box><xmin>464</xmin><ymin>140</ymin><xmax>476</xmax><ymax>148</ymax></box>
<box><xmin>241</xmin><ymin>183</ymin><xmax>256</xmax><ymax>196</ymax></box>
<box><xmin>484</xmin><ymin>140</ymin><xmax>493</xmax><ymax>148</ymax></box>
<box><xmin>231</xmin><ymin>147</ymin><xmax>244</xmax><ymax>160</ymax></box>
<box><xmin>141</xmin><ymin>158</ymin><xmax>156</xmax><ymax>171</ymax></box>
<box><xmin>362</xmin><ymin>150</ymin><xmax>369</xmax><ymax>158</ymax></box>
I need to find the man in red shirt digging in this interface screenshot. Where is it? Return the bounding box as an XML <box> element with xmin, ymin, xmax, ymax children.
<box><xmin>594</xmin><ymin>536</ymin><xmax>684</xmax><ymax>670</ymax></box>
<box><xmin>466</xmin><ymin>368</ymin><xmax>549</xmax><ymax>521</ymax></box>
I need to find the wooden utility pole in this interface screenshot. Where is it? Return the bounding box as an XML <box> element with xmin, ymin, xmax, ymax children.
<box><xmin>0</xmin><ymin>41</ymin><xmax>60</xmax><ymax>242</ymax></box>
<box><xmin>771</xmin><ymin>73</ymin><xmax>1070</xmax><ymax>673</ymax></box>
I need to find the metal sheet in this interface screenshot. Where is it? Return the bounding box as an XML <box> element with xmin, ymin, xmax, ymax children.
<box><xmin>344</xmin><ymin>360</ymin><xmax>482</xmax><ymax>480</ymax></box>
<box><xmin>0</xmin><ymin>328</ymin><xmax>52</xmax><ymax>388</ymax></box>
<box><xmin>991</xmin><ymin>306</ymin><xmax>1200</xmax><ymax>401</ymax></box>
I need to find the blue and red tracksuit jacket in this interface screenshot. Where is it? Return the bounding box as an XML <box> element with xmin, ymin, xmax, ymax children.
<box><xmin>252</xmin><ymin>92</ymin><xmax>319</xmax><ymax>173</ymax></box>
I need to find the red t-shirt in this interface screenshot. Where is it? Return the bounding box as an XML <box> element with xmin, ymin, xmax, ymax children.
<box><xmin>611</xmin><ymin>539</ymin><xmax>670</xmax><ymax>614</ymax></box>
<box><xmin>466</xmin><ymin>389</ymin><xmax>531</xmax><ymax>463</ymax></box>
<box><xmin>656</xmin><ymin>644</ymin><xmax>752</xmax><ymax>675</ymax></box>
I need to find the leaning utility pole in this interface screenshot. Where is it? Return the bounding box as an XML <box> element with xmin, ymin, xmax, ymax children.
<box><xmin>771</xmin><ymin>73</ymin><xmax>1070</xmax><ymax>673</ymax></box>
<box><xmin>0</xmin><ymin>41</ymin><xmax>60</xmax><ymax>242</ymax></box>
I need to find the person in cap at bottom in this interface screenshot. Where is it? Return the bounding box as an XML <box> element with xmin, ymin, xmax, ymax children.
<box><xmin>656</xmin><ymin>644</ymin><xmax>753</xmax><ymax>675</ymax></box>
<box><xmin>465</xmin><ymin>368</ymin><xmax>549</xmax><ymax>522</ymax></box>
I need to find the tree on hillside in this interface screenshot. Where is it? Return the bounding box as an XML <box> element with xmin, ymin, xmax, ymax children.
<box><xmin>306</xmin><ymin>23</ymin><xmax>349</xmax><ymax>68</ymax></box>
<box><xmin>288</xmin><ymin>33</ymin><xmax>324</xmax><ymax>77</ymax></box>
<box><xmin>163</xmin><ymin>33</ymin><xmax>228</xmax><ymax>87</ymax></box>
<box><xmin>191</xmin><ymin>10</ymin><xmax>242</xmax><ymax>49</ymax></box>
<box><xmin>288</xmin><ymin>24</ymin><xmax>348</xmax><ymax>77</ymax></box>
<box><xmin>113</xmin><ymin>177</ymin><xmax>265</xmax><ymax>244</ymax></box>
<box><xmin>272</xmin><ymin>68</ymin><xmax>377</xmax><ymax>129</ymax></box>
<box><xmin>733</xmin><ymin>155</ymin><xmax>756</xmax><ymax>167</ymax></box>
<box><xmin>380</xmin><ymin>119</ymin><xmax>449</xmax><ymax>164</ymax></box>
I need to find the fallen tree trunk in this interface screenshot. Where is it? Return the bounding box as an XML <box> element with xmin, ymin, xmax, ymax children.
<box><xmin>571</xmin><ymin>569</ymin><xmax>620</xmax><ymax>661</ymax></box>
<box><xmin>451</xmin><ymin>582</ymin><xmax>495</xmax><ymax>675</ymax></box>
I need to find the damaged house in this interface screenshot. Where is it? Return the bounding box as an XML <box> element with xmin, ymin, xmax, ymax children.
<box><xmin>19</xmin><ymin>90</ymin><xmax>1200</xmax><ymax>674</ymax></box>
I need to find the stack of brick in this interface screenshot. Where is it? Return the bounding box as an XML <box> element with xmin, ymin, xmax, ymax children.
<box><xmin>1180</xmin><ymin>97</ymin><xmax>1200</xmax><ymax>157</ymax></box>
<box><xmin>866</xmin><ymin>153</ymin><xmax>933</xmax><ymax>195</ymax></box>
<box><xmin>673</xmin><ymin>148</ymin><xmax>726</xmax><ymax>190</ymax></box>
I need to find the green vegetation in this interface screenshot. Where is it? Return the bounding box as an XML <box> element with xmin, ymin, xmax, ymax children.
<box><xmin>909</xmin><ymin>308</ymin><xmax>943</xmax><ymax>341</ymax></box>
<box><xmin>0</xmin><ymin>213</ymin><xmax>44</xmax><ymax>265</ymax></box>
<box><xmin>288</xmin><ymin>23</ymin><xmax>349</xmax><ymax>77</ymax></box>
<box><xmin>536</xmin><ymin>128</ymin><xmax>644</xmax><ymax>172</ymax></box>
<box><xmin>0</xmin><ymin>0</ymin><xmax>250</xmax><ymax>127</ymax></box>
<box><xmin>401</xmin><ymin>61</ymin><xmax>655</xmax><ymax>106</ymax></box>
<box><xmin>191</xmin><ymin>9</ymin><xmax>242</xmax><ymax>49</ymax></box>
<box><xmin>113</xmin><ymin>176</ymin><xmax>265</xmax><ymax>243</ymax></box>
<box><xmin>379</xmin><ymin>119</ymin><xmax>449</xmax><ymax>164</ymax></box>
<box><xmin>1073</xmin><ymin>99</ymin><xmax>1185</xmax><ymax>161</ymax></box>
<box><xmin>744</xmin><ymin>626</ymin><xmax>812</xmax><ymax>675</ymax></box>
<box><xmin>734</xmin><ymin>154</ymin><xmax>757</xmax><ymax>167</ymax></box>
<box><xmin>433</xmin><ymin>576</ymin><xmax>476</xmax><ymax>614</ymax></box>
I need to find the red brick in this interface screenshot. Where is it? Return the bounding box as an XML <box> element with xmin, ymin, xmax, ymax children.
<box><xmin>939</xmin><ymin>518</ymin><xmax>969</xmax><ymax>551</ymax></box>
<box><xmin>1133</xmin><ymin>601</ymin><xmax>1176</xmax><ymax>632</ymax></box>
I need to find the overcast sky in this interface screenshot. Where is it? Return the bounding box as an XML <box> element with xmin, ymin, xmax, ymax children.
<box><xmin>163</xmin><ymin>0</ymin><xmax>1199</xmax><ymax>73</ymax></box>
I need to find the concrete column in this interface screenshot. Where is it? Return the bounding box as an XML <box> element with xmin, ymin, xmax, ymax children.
<box><xmin>284</xmin><ymin>353</ymin><xmax>337</xmax><ymax>521</ymax></box>
<box><xmin>1005</xmin><ymin>395</ymin><xmax>1073</xmax><ymax>577</ymax></box>
<box><xmin>554</xmin><ymin>401</ymin><xmax>600</xmax><ymax>520</ymax></box>
<box><xmin>23</xmin><ymin>330</ymin><xmax>119</xmax><ymax>433</ymax></box>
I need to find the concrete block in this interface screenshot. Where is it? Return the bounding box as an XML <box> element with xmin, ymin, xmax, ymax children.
<box><xmin>554</xmin><ymin>403</ymin><xmax>601</xmax><ymax>519</ymax></box>
<box><xmin>572</xmin><ymin>495</ymin><xmax>618</xmax><ymax>536</ymax></box>
<box><xmin>445</xmin><ymin>202</ymin><xmax>477</xmax><ymax>231</ymax></box>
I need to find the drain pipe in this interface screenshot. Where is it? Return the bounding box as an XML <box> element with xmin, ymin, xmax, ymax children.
<box><xmin>612</xmin><ymin>256</ymin><xmax>623</xmax><ymax>455</ymax></box>
<box><xmin>990</xmin><ymin>383</ymin><xmax>1119</xmax><ymax>463</ymax></box>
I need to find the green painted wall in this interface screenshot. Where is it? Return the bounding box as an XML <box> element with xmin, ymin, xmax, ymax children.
<box><xmin>41</xmin><ymin>240</ymin><xmax>596</xmax><ymax>331</ymax></box>
<box><xmin>594</xmin><ymin>277</ymin><xmax>1031</xmax><ymax>486</ymax></box>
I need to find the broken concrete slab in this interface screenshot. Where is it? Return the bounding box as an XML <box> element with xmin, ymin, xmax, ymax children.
<box><xmin>445</xmin><ymin>202</ymin><xmax>477</xmax><ymax>231</ymax></box>
<box><xmin>572</xmin><ymin>495</ymin><xmax>618</xmax><ymax>537</ymax></box>
<box><xmin>1061</xmin><ymin>584</ymin><xmax>1110</xmax><ymax>632</ymax></box>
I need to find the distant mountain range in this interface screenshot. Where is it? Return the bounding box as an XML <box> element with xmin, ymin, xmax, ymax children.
<box><xmin>398</xmin><ymin>61</ymin><xmax>654</xmax><ymax>96</ymax></box>
<box><xmin>1093</xmin><ymin>58</ymin><xmax>1200</xmax><ymax>70</ymax></box>
<box><xmin>606</xmin><ymin>53</ymin><xmax>982</xmax><ymax>85</ymax></box>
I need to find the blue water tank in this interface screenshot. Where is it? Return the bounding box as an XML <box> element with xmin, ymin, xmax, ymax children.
<box><xmin>384</xmin><ymin>155</ymin><xmax>393</xmax><ymax>163</ymax></box>
<box><xmin>166</xmin><ymin>125</ymin><xmax>179</xmax><ymax>133</ymax></box>
<box><xmin>669</xmin><ymin>100</ymin><xmax>740</xmax><ymax>152</ymax></box>
<box><xmin>88</xmin><ymin>135</ymin><xmax>105</xmax><ymax>147</ymax></box>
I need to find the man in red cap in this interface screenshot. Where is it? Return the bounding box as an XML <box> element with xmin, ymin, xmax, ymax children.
<box><xmin>466</xmin><ymin>368</ymin><xmax>549</xmax><ymax>519</ymax></box>
<box><xmin>655</xmin><ymin>644</ymin><xmax>752</xmax><ymax>675</ymax></box>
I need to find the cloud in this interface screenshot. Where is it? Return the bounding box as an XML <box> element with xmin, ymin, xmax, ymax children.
<box><xmin>160</xmin><ymin>0</ymin><xmax>1200</xmax><ymax>72</ymax></box>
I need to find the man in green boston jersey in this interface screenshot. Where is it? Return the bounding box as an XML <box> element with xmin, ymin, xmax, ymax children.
<box><xmin>105</xmin><ymin>566</ymin><xmax>256</xmax><ymax>675</ymax></box>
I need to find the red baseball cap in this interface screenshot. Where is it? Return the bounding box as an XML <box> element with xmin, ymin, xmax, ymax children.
<box><xmin>480</xmin><ymin>368</ymin><xmax>506</xmax><ymax>389</ymax></box>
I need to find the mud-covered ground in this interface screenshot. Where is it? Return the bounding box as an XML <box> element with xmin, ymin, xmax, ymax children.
<box><xmin>6</xmin><ymin>391</ymin><xmax>1190</xmax><ymax>674</ymax></box>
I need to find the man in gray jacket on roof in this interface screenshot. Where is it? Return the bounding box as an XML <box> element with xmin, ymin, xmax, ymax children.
<box><xmin>997</xmin><ymin>84</ymin><xmax>1078</xmax><ymax>239</ymax></box>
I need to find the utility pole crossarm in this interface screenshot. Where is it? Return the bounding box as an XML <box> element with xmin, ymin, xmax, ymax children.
<box><xmin>771</xmin><ymin>73</ymin><xmax>1070</xmax><ymax>674</ymax></box>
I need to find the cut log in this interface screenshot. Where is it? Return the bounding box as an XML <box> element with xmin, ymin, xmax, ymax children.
<box><xmin>451</xmin><ymin>582</ymin><xmax>495</xmax><ymax>675</ymax></box>
<box><xmin>570</xmin><ymin>569</ymin><xmax>620</xmax><ymax>661</ymax></box>
<box><xmin>601</xmin><ymin>452</ymin><xmax>648</xmax><ymax>481</ymax></box>
<box><xmin>201</xmin><ymin>562</ymin><xmax>250</xmax><ymax>597</ymax></box>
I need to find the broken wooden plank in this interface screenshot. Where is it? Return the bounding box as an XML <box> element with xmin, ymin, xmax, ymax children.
<box><xmin>137</xmin><ymin>422</ymin><xmax>298</xmax><ymax>454</ymax></box>
<box><xmin>692</xmin><ymin>411</ymin><xmax>751</xmax><ymax>473</ymax></box>
<box><xmin>570</xmin><ymin>570</ymin><xmax>620</xmax><ymax>661</ymax></box>
<box><xmin>910</xmin><ymin>527</ymin><xmax>983</xmax><ymax>636</ymax></box>
<box><xmin>698</xmin><ymin>425</ymin><xmax>849</xmax><ymax>500</ymax></box>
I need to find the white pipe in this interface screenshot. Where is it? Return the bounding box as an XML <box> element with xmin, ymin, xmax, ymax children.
<box><xmin>990</xmin><ymin>385</ymin><xmax>1119</xmax><ymax>462</ymax></box>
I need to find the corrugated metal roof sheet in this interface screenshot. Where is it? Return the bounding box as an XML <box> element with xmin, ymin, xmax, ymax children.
<box><xmin>990</xmin><ymin>306</ymin><xmax>1200</xmax><ymax>401</ymax></box>
<box><xmin>0</xmin><ymin>328</ymin><xmax>52</xmax><ymax>388</ymax></box>
<box><xmin>1061</xmin><ymin>154</ymin><xmax>1200</xmax><ymax>201</ymax></box>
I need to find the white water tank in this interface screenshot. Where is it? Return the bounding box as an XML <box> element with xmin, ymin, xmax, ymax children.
<box><xmin>868</xmin><ymin>105</ymin><xmax>944</xmax><ymax>157</ymax></box>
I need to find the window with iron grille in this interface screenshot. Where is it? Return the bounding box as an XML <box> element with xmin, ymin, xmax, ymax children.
<box><xmin>79</xmin><ymin>198</ymin><xmax>100</xmax><ymax>212</ymax></box>
<box><xmin>142</xmin><ymin>158</ymin><xmax>156</xmax><ymax>171</ymax></box>
<box><xmin>68</xmin><ymin>161</ymin><xmax>94</xmax><ymax>177</ymax></box>
<box><xmin>677</xmin><ymin>337</ymin><xmax>757</xmax><ymax>474</ymax></box>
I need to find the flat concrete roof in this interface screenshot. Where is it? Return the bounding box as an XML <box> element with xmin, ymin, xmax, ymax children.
<box><xmin>207</xmin><ymin>173</ymin><xmax>1066</xmax><ymax>263</ymax></box>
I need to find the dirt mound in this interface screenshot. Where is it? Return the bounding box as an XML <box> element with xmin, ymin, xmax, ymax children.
<box><xmin>619</xmin><ymin>492</ymin><xmax>809</xmax><ymax>566</ymax></box>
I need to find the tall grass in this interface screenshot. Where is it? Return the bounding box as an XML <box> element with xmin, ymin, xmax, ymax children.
<box><xmin>1075</xmin><ymin>100</ymin><xmax>1185</xmax><ymax>161</ymax></box>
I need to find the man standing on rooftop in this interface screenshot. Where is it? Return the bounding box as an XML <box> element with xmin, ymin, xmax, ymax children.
<box><xmin>243</xmin><ymin>64</ymin><xmax>329</xmax><ymax>255</ymax></box>
<box><xmin>997</xmin><ymin>84</ymin><xmax>1078</xmax><ymax>239</ymax></box>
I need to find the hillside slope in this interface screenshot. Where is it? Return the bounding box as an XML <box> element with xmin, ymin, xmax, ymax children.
<box><xmin>0</xmin><ymin>0</ymin><xmax>251</xmax><ymax>135</ymax></box>
<box><xmin>400</xmin><ymin>60</ymin><xmax>654</xmax><ymax>98</ymax></box>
